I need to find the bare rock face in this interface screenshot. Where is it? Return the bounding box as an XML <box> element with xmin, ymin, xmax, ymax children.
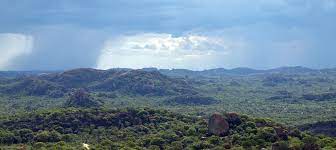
<box><xmin>208</xmin><ymin>113</ymin><xmax>229</xmax><ymax>136</ymax></box>
<box><xmin>65</xmin><ymin>89</ymin><xmax>101</xmax><ymax>108</ymax></box>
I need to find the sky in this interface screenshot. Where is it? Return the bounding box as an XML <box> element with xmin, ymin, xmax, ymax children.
<box><xmin>0</xmin><ymin>0</ymin><xmax>336</xmax><ymax>70</ymax></box>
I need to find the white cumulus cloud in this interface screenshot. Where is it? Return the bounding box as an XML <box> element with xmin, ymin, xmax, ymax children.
<box><xmin>96</xmin><ymin>33</ymin><xmax>240</xmax><ymax>70</ymax></box>
<box><xmin>0</xmin><ymin>33</ymin><xmax>34</xmax><ymax>70</ymax></box>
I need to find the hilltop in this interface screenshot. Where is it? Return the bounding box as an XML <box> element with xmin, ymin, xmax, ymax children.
<box><xmin>0</xmin><ymin>68</ymin><xmax>196</xmax><ymax>97</ymax></box>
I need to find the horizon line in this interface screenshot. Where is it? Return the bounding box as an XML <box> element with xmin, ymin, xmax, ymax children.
<box><xmin>1</xmin><ymin>65</ymin><xmax>335</xmax><ymax>72</ymax></box>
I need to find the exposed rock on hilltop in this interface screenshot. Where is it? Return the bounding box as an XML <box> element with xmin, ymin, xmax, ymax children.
<box><xmin>208</xmin><ymin>113</ymin><xmax>229</xmax><ymax>136</ymax></box>
<box><xmin>65</xmin><ymin>89</ymin><xmax>102</xmax><ymax>108</ymax></box>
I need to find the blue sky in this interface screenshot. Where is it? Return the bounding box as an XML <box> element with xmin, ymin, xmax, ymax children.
<box><xmin>0</xmin><ymin>0</ymin><xmax>336</xmax><ymax>70</ymax></box>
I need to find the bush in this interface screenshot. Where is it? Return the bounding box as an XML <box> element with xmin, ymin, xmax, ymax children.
<box><xmin>34</xmin><ymin>130</ymin><xmax>61</xmax><ymax>143</ymax></box>
<box><xmin>167</xmin><ymin>141</ymin><xmax>183</xmax><ymax>150</ymax></box>
<box><xmin>302</xmin><ymin>135</ymin><xmax>319</xmax><ymax>150</ymax></box>
<box><xmin>181</xmin><ymin>136</ymin><xmax>196</xmax><ymax>146</ymax></box>
<box><xmin>15</xmin><ymin>129</ymin><xmax>34</xmax><ymax>143</ymax></box>
<box><xmin>317</xmin><ymin>137</ymin><xmax>335</xmax><ymax>148</ymax></box>
<box><xmin>150</xmin><ymin>137</ymin><xmax>165</xmax><ymax>147</ymax></box>
<box><xmin>257</xmin><ymin>127</ymin><xmax>277</xmax><ymax>142</ymax></box>
<box><xmin>208</xmin><ymin>136</ymin><xmax>222</xmax><ymax>145</ymax></box>
<box><xmin>0</xmin><ymin>129</ymin><xmax>16</xmax><ymax>144</ymax></box>
<box><xmin>192</xmin><ymin>141</ymin><xmax>213</xmax><ymax>149</ymax></box>
<box><xmin>186</xmin><ymin>127</ymin><xmax>197</xmax><ymax>136</ymax></box>
<box><xmin>289</xmin><ymin>137</ymin><xmax>303</xmax><ymax>149</ymax></box>
<box><xmin>277</xmin><ymin>141</ymin><xmax>290</xmax><ymax>150</ymax></box>
<box><xmin>33</xmin><ymin>142</ymin><xmax>47</xmax><ymax>149</ymax></box>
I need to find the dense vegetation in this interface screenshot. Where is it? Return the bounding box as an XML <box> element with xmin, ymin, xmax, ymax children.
<box><xmin>0</xmin><ymin>67</ymin><xmax>336</xmax><ymax>149</ymax></box>
<box><xmin>299</xmin><ymin>121</ymin><xmax>336</xmax><ymax>137</ymax></box>
<box><xmin>1</xmin><ymin>107</ymin><xmax>335</xmax><ymax>149</ymax></box>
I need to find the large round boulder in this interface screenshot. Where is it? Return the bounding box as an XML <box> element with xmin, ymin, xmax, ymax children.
<box><xmin>208</xmin><ymin>113</ymin><xmax>229</xmax><ymax>136</ymax></box>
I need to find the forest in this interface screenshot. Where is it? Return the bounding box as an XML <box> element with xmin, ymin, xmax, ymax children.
<box><xmin>0</xmin><ymin>67</ymin><xmax>336</xmax><ymax>149</ymax></box>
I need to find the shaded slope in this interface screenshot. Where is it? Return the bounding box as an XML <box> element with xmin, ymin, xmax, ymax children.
<box><xmin>299</xmin><ymin>121</ymin><xmax>336</xmax><ymax>137</ymax></box>
<box><xmin>0</xmin><ymin>77</ymin><xmax>66</xmax><ymax>98</ymax></box>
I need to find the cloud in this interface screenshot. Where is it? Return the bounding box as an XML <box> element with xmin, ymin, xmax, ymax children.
<box><xmin>0</xmin><ymin>33</ymin><xmax>33</xmax><ymax>70</ymax></box>
<box><xmin>0</xmin><ymin>1</ymin><xmax>335</xmax><ymax>70</ymax></box>
<box><xmin>96</xmin><ymin>33</ymin><xmax>242</xmax><ymax>70</ymax></box>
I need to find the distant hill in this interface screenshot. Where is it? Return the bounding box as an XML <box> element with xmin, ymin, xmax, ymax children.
<box><xmin>89</xmin><ymin>69</ymin><xmax>196</xmax><ymax>96</ymax></box>
<box><xmin>144</xmin><ymin>66</ymin><xmax>331</xmax><ymax>77</ymax></box>
<box><xmin>0</xmin><ymin>66</ymin><xmax>334</xmax><ymax>78</ymax></box>
<box><xmin>0</xmin><ymin>71</ymin><xmax>58</xmax><ymax>78</ymax></box>
<box><xmin>39</xmin><ymin>68</ymin><xmax>108</xmax><ymax>88</ymax></box>
<box><xmin>1</xmin><ymin>77</ymin><xmax>66</xmax><ymax>97</ymax></box>
<box><xmin>0</xmin><ymin>68</ymin><xmax>197</xmax><ymax>97</ymax></box>
<box><xmin>1</xmin><ymin>66</ymin><xmax>335</xmax><ymax>97</ymax></box>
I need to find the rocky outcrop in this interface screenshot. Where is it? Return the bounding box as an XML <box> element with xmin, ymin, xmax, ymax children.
<box><xmin>65</xmin><ymin>89</ymin><xmax>102</xmax><ymax>108</ymax></box>
<box><xmin>208</xmin><ymin>113</ymin><xmax>229</xmax><ymax>136</ymax></box>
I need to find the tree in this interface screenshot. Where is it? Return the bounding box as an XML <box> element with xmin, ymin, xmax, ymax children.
<box><xmin>34</xmin><ymin>130</ymin><xmax>61</xmax><ymax>143</ymax></box>
<box><xmin>257</xmin><ymin>127</ymin><xmax>277</xmax><ymax>143</ymax></box>
<box><xmin>0</xmin><ymin>129</ymin><xmax>16</xmax><ymax>144</ymax></box>
<box><xmin>33</xmin><ymin>142</ymin><xmax>47</xmax><ymax>149</ymax></box>
<box><xmin>302</xmin><ymin>135</ymin><xmax>319</xmax><ymax>150</ymax></box>
<box><xmin>35</xmin><ymin>131</ymin><xmax>50</xmax><ymax>142</ymax></box>
<box><xmin>150</xmin><ymin>137</ymin><xmax>165</xmax><ymax>147</ymax></box>
<box><xmin>289</xmin><ymin>137</ymin><xmax>303</xmax><ymax>150</ymax></box>
<box><xmin>15</xmin><ymin>129</ymin><xmax>34</xmax><ymax>143</ymax></box>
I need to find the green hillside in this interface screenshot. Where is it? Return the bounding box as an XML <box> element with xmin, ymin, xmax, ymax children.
<box><xmin>1</xmin><ymin>108</ymin><xmax>335</xmax><ymax>149</ymax></box>
<box><xmin>0</xmin><ymin>67</ymin><xmax>336</xmax><ymax>149</ymax></box>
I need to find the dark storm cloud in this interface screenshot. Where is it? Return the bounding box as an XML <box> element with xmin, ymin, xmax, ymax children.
<box><xmin>0</xmin><ymin>0</ymin><xmax>335</xmax><ymax>70</ymax></box>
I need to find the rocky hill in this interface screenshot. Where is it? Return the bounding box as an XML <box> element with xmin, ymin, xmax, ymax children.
<box><xmin>0</xmin><ymin>68</ymin><xmax>197</xmax><ymax>97</ymax></box>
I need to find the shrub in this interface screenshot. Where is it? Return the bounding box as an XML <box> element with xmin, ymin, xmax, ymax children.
<box><xmin>33</xmin><ymin>142</ymin><xmax>47</xmax><ymax>149</ymax></box>
<box><xmin>0</xmin><ymin>129</ymin><xmax>16</xmax><ymax>144</ymax></box>
<box><xmin>150</xmin><ymin>137</ymin><xmax>165</xmax><ymax>147</ymax></box>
